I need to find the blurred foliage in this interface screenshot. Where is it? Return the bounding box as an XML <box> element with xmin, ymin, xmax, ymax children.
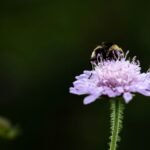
<box><xmin>0</xmin><ymin>117</ymin><xmax>20</xmax><ymax>140</ymax></box>
<box><xmin>0</xmin><ymin>0</ymin><xmax>150</xmax><ymax>150</ymax></box>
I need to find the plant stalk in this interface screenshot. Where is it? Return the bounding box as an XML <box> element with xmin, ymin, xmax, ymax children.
<box><xmin>109</xmin><ymin>99</ymin><xmax>125</xmax><ymax>150</ymax></box>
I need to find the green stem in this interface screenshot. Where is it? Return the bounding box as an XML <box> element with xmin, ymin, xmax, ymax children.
<box><xmin>109</xmin><ymin>99</ymin><xmax>125</xmax><ymax>150</ymax></box>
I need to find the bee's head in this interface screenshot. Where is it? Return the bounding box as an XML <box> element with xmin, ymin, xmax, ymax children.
<box><xmin>101</xmin><ymin>42</ymin><xmax>113</xmax><ymax>49</ymax></box>
<box><xmin>90</xmin><ymin>42</ymin><xmax>124</xmax><ymax>65</ymax></box>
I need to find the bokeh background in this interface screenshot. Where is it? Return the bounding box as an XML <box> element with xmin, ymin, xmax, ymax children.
<box><xmin>0</xmin><ymin>0</ymin><xmax>150</xmax><ymax>149</ymax></box>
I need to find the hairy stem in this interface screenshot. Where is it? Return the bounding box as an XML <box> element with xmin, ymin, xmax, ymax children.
<box><xmin>109</xmin><ymin>99</ymin><xmax>125</xmax><ymax>150</ymax></box>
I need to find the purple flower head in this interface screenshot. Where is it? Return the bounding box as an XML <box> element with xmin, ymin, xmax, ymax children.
<box><xmin>69</xmin><ymin>52</ymin><xmax>150</xmax><ymax>104</ymax></box>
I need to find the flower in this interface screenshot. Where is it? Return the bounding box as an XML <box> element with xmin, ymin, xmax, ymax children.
<box><xmin>69</xmin><ymin>52</ymin><xmax>150</xmax><ymax>104</ymax></box>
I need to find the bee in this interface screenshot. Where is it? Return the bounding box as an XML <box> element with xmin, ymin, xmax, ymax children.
<box><xmin>90</xmin><ymin>42</ymin><xmax>124</xmax><ymax>65</ymax></box>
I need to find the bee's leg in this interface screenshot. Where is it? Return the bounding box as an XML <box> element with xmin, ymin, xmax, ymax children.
<box><xmin>112</xmin><ymin>50</ymin><xmax>118</xmax><ymax>60</ymax></box>
<box><xmin>88</xmin><ymin>63</ymin><xmax>95</xmax><ymax>79</ymax></box>
<box><xmin>88</xmin><ymin>73</ymin><xmax>93</xmax><ymax>79</ymax></box>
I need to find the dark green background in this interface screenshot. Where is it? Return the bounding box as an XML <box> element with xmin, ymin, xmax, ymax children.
<box><xmin>0</xmin><ymin>0</ymin><xmax>150</xmax><ymax>149</ymax></box>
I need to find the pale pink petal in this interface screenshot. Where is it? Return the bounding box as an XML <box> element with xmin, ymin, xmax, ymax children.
<box><xmin>137</xmin><ymin>90</ymin><xmax>150</xmax><ymax>96</ymax></box>
<box><xmin>123</xmin><ymin>93</ymin><xmax>133</xmax><ymax>103</ymax></box>
<box><xmin>83</xmin><ymin>95</ymin><xmax>98</xmax><ymax>105</ymax></box>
